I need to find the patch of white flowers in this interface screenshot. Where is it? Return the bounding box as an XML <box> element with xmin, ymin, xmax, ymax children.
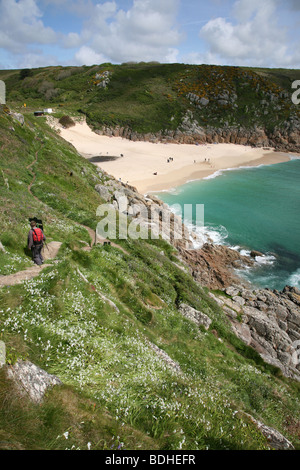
<box><xmin>0</xmin><ymin>267</ymin><xmax>259</xmax><ymax>450</ymax></box>
<box><xmin>0</xmin><ymin>252</ymin><xmax>32</xmax><ymax>275</ymax></box>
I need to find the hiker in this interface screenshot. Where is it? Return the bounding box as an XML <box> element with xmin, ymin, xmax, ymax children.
<box><xmin>28</xmin><ymin>220</ymin><xmax>46</xmax><ymax>266</ymax></box>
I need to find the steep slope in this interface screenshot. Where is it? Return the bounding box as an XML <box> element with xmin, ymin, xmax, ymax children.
<box><xmin>1</xmin><ymin>63</ymin><xmax>299</xmax><ymax>151</ymax></box>
<box><xmin>0</xmin><ymin>104</ymin><xmax>299</xmax><ymax>450</ymax></box>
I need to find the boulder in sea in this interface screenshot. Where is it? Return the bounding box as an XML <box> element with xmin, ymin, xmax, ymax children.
<box><xmin>250</xmin><ymin>250</ymin><xmax>264</xmax><ymax>258</ymax></box>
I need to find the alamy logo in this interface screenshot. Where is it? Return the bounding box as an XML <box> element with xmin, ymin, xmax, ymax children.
<box><xmin>292</xmin><ymin>80</ymin><xmax>300</xmax><ymax>105</ymax></box>
<box><xmin>96</xmin><ymin>193</ymin><xmax>204</xmax><ymax>241</ymax></box>
<box><xmin>0</xmin><ymin>80</ymin><xmax>6</xmax><ymax>105</ymax></box>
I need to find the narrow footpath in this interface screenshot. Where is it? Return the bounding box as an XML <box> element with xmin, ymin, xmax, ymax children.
<box><xmin>0</xmin><ymin>242</ymin><xmax>62</xmax><ymax>288</ymax></box>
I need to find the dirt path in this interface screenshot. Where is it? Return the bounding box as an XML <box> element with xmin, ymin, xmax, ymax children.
<box><xmin>25</xmin><ymin>147</ymin><xmax>127</xmax><ymax>255</ymax></box>
<box><xmin>79</xmin><ymin>222</ymin><xmax>129</xmax><ymax>255</ymax></box>
<box><xmin>0</xmin><ymin>242</ymin><xmax>62</xmax><ymax>288</ymax></box>
<box><xmin>0</xmin><ymin>228</ymin><xmax>128</xmax><ymax>288</ymax></box>
<box><xmin>0</xmin><ymin>230</ymin><xmax>128</xmax><ymax>289</ymax></box>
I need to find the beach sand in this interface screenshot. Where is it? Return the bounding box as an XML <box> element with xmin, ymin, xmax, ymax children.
<box><xmin>51</xmin><ymin>119</ymin><xmax>291</xmax><ymax>194</ymax></box>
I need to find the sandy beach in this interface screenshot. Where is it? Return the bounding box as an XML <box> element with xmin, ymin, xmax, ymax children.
<box><xmin>51</xmin><ymin>119</ymin><xmax>291</xmax><ymax>195</ymax></box>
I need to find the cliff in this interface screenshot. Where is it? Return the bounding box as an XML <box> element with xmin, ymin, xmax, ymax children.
<box><xmin>92</xmin><ymin>169</ymin><xmax>300</xmax><ymax>384</ymax></box>
<box><xmin>0</xmin><ymin>86</ymin><xmax>300</xmax><ymax>450</ymax></box>
<box><xmin>94</xmin><ymin>114</ymin><xmax>300</xmax><ymax>154</ymax></box>
<box><xmin>1</xmin><ymin>63</ymin><xmax>299</xmax><ymax>154</ymax></box>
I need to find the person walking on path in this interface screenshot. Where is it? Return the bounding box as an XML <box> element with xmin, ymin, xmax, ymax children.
<box><xmin>27</xmin><ymin>220</ymin><xmax>46</xmax><ymax>266</ymax></box>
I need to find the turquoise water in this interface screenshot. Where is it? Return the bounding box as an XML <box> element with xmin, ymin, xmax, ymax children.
<box><xmin>157</xmin><ymin>158</ymin><xmax>300</xmax><ymax>291</ymax></box>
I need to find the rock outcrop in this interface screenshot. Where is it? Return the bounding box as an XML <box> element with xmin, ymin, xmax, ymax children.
<box><xmin>93</xmin><ymin>168</ymin><xmax>300</xmax><ymax>383</ymax></box>
<box><xmin>242</xmin><ymin>413</ymin><xmax>295</xmax><ymax>450</ymax></box>
<box><xmin>178</xmin><ymin>243</ymin><xmax>254</xmax><ymax>290</ymax></box>
<box><xmin>179</xmin><ymin>303</ymin><xmax>212</xmax><ymax>330</ymax></box>
<box><xmin>6</xmin><ymin>360</ymin><xmax>62</xmax><ymax>404</ymax></box>
<box><xmin>95</xmin><ymin>168</ymin><xmax>195</xmax><ymax>250</ymax></box>
<box><xmin>92</xmin><ymin>117</ymin><xmax>300</xmax><ymax>154</ymax></box>
<box><xmin>209</xmin><ymin>286</ymin><xmax>300</xmax><ymax>381</ymax></box>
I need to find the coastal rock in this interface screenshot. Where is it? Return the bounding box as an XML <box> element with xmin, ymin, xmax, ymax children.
<box><xmin>250</xmin><ymin>250</ymin><xmax>264</xmax><ymax>258</ymax></box>
<box><xmin>230</xmin><ymin>321</ymin><xmax>252</xmax><ymax>345</ymax></box>
<box><xmin>211</xmin><ymin>286</ymin><xmax>300</xmax><ymax>381</ymax></box>
<box><xmin>95</xmin><ymin>177</ymin><xmax>195</xmax><ymax>250</ymax></box>
<box><xmin>178</xmin><ymin>243</ymin><xmax>253</xmax><ymax>290</ymax></box>
<box><xmin>179</xmin><ymin>303</ymin><xmax>212</xmax><ymax>330</ymax></box>
<box><xmin>93</xmin><ymin>170</ymin><xmax>300</xmax><ymax>382</ymax></box>
<box><xmin>6</xmin><ymin>360</ymin><xmax>62</xmax><ymax>404</ymax></box>
<box><xmin>95</xmin><ymin>184</ymin><xmax>112</xmax><ymax>202</ymax></box>
<box><xmin>10</xmin><ymin>112</ymin><xmax>25</xmax><ymax>126</ymax></box>
<box><xmin>243</xmin><ymin>413</ymin><xmax>294</xmax><ymax>450</ymax></box>
<box><xmin>92</xmin><ymin>119</ymin><xmax>300</xmax><ymax>153</ymax></box>
<box><xmin>147</xmin><ymin>341</ymin><xmax>182</xmax><ymax>375</ymax></box>
<box><xmin>225</xmin><ymin>286</ymin><xmax>240</xmax><ymax>297</ymax></box>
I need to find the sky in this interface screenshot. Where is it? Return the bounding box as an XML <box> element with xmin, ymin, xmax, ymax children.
<box><xmin>0</xmin><ymin>0</ymin><xmax>300</xmax><ymax>69</ymax></box>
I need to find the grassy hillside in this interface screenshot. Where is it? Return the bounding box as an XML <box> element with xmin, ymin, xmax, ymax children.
<box><xmin>0</xmin><ymin>103</ymin><xmax>300</xmax><ymax>450</ymax></box>
<box><xmin>1</xmin><ymin>63</ymin><xmax>299</xmax><ymax>135</ymax></box>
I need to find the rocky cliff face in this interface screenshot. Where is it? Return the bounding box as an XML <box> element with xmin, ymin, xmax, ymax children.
<box><xmin>177</xmin><ymin>243</ymin><xmax>300</xmax><ymax>382</ymax></box>
<box><xmin>210</xmin><ymin>286</ymin><xmax>300</xmax><ymax>382</ymax></box>
<box><xmin>95</xmin><ymin>169</ymin><xmax>195</xmax><ymax>251</ymax></box>
<box><xmin>93</xmin><ymin>169</ymin><xmax>300</xmax><ymax>382</ymax></box>
<box><xmin>93</xmin><ymin>111</ymin><xmax>300</xmax><ymax>154</ymax></box>
<box><xmin>178</xmin><ymin>243</ymin><xmax>255</xmax><ymax>290</ymax></box>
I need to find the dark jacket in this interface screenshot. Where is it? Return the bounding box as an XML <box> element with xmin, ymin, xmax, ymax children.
<box><xmin>28</xmin><ymin>228</ymin><xmax>46</xmax><ymax>250</ymax></box>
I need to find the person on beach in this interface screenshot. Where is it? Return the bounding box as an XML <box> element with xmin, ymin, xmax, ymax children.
<box><xmin>27</xmin><ymin>220</ymin><xmax>46</xmax><ymax>266</ymax></box>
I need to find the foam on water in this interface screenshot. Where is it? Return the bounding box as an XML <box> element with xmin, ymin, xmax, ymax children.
<box><xmin>202</xmin><ymin>164</ymin><xmax>266</xmax><ymax>181</ymax></box>
<box><xmin>157</xmin><ymin>158</ymin><xmax>300</xmax><ymax>291</ymax></box>
<box><xmin>287</xmin><ymin>268</ymin><xmax>300</xmax><ymax>289</ymax></box>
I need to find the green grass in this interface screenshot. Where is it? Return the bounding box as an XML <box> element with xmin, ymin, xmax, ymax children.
<box><xmin>1</xmin><ymin>62</ymin><xmax>299</xmax><ymax>136</ymax></box>
<box><xmin>0</xmin><ymin>105</ymin><xmax>105</xmax><ymax>274</ymax></box>
<box><xmin>0</xmin><ymin>99</ymin><xmax>300</xmax><ymax>450</ymax></box>
<box><xmin>1</xmin><ymin>242</ymin><xmax>299</xmax><ymax>450</ymax></box>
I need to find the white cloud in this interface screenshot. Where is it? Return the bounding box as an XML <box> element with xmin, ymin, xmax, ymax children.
<box><xmin>0</xmin><ymin>0</ymin><xmax>182</xmax><ymax>68</ymax></box>
<box><xmin>72</xmin><ymin>0</ymin><xmax>183</xmax><ymax>64</ymax></box>
<box><xmin>17</xmin><ymin>52</ymin><xmax>59</xmax><ymax>69</ymax></box>
<box><xmin>0</xmin><ymin>0</ymin><xmax>57</xmax><ymax>54</ymax></box>
<box><xmin>74</xmin><ymin>46</ymin><xmax>108</xmax><ymax>66</ymax></box>
<box><xmin>198</xmin><ymin>0</ymin><xmax>300</xmax><ymax>67</ymax></box>
<box><xmin>1</xmin><ymin>0</ymin><xmax>298</xmax><ymax>69</ymax></box>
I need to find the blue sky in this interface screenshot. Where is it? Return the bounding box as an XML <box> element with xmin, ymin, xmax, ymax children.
<box><xmin>0</xmin><ymin>0</ymin><xmax>299</xmax><ymax>69</ymax></box>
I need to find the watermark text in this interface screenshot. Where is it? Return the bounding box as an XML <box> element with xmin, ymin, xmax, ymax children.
<box><xmin>96</xmin><ymin>194</ymin><xmax>204</xmax><ymax>241</ymax></box>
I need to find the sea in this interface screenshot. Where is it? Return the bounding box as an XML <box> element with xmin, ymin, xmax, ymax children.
<box><xmin>156</xmin><ymin>156</ymin><xmax>300</xmax><ymax>291</ymax></box>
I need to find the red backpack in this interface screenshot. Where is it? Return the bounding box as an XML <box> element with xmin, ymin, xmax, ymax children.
<box><xmin>32</xmin><ymin>228</ymin><xmax>43</xmax><ymax>244</ymax></box>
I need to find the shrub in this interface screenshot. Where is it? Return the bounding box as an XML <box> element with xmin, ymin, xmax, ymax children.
<box><xmin>19</xmin><ymin>69</ymin><xmax>32</xmax><ymax>80</ymax></box>
<box><xmin>58</xmin><ymin>115</ymin><xmax>75</xmax><ymax>128</ymax></box>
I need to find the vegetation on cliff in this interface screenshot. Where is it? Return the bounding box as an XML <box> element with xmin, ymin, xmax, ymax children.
<box><xmin>0</xmin><ymin>102</ymin><xmax>299</xmax><ymax>450</ymax></box>
<box><xmin>1</xmin><ymin>63</ymin><xmax>299</xmax><ymax>139</ymax></box>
